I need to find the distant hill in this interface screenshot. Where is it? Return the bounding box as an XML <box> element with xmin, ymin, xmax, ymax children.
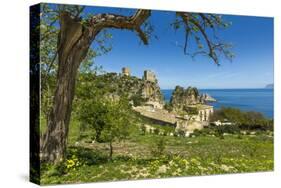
<box><xmin>265</xmin><ymin>84</ymin><xmax>274</xmax><ymax>89</ymax></box>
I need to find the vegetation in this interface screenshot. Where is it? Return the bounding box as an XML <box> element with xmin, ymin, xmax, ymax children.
<box><xmin>39</xmin><ymin>4</ymin><xmax>234</xmax><ymax>163</ymax></box>
<box><xmin>184</xmin><ymin>106</ymin><xmax>199</xmax><ymax>115</ymax></box>
<box><xmin>36</xmin><ymin>3</ymin><xmax>274</xmax><ymax>185</ymax></box>
<box><xmin>40</xmin><ymin>127</ymin><xmax>273</xmax><ymax>184</ymax></box>
<box><xmin>164</xmin><ymin>102</ymin><xmax>173</xmax><ymax>112</ymax></box>
<box><xmin>210</xmin><ymin>107</ymin><xmax>273</xmax><ymax>131</ymax></box>
<box><xmin>39</xmin><ymin>98</ymin><xmax>274</xmax><ymax>185</ymax></box>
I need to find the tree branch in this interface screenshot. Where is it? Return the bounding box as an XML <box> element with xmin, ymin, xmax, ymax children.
<box><xmin>88</xmin><ymin>10</ymin><xmax>151</xmax><ymax>45</ymax></box>
<box><xmin>178</xmin><ymin>12</ymin><xmax>219</xmax><ymax>64</ymax></box>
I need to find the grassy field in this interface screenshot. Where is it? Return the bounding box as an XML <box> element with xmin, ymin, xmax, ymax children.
<box><xmin>40</xmin><ymin>119</ymin><xmax>274</xmax><ymax>185</ymax></box>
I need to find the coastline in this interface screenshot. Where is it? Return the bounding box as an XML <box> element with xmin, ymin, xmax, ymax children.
<box><xmin>161</xmin><ymin>88</ymin><xmax>273</xmax><ymax>118</ymax></box>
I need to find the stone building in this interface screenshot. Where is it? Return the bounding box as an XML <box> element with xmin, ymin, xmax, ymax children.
<box><xmin>197</xmin><ymin>105</ymin><xmax>214</xmax><ymax>122</ymax></box>
<box><xmin>178</xmin><ymin>104</ymin><xmax>213</xmax><ymax>123</ymax></box>
<box><xmin>122</xmin><ymin>67</ymin><xmax>131</xmax><ymax>76</ymax></box>
<box><xmin>143</xmin><ymin>70</ymin><xmax>156</xmax><ymax>82</ymax></box>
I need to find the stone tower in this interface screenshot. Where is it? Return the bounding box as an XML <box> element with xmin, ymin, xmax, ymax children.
<box><xmin>122</xmin><ymin>67</ymin><xmax>131</xmax><ymax>76</ymax></box>
<box><xmin>143</xmin><ymin>70</ymin><xmax>156</xmax><ymax>82</ymax></box>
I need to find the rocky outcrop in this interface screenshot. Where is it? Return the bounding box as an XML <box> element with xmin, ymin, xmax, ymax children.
<box><xmin>170</xmin><ymin>86</ymin><xmax>216</xmax><ymax>112</ymax></box>
<box><xmin>200</xmin><ymin>93</ymin><xmax>216</xmax><ymax>102</ymax></box>
<box><xmin>94</xmin><ymin>72</ymin><xmax>164</xmax><ymax>106</ymax></box>
<box><xmin>170</xmin><ymin>86</ymin><xmax>201</xmax><ymax>112</ymax></box>
<box><xmin>140</xmin><ymin>80</ymin><xmax>163</xmax><ymax>103</ymax></box>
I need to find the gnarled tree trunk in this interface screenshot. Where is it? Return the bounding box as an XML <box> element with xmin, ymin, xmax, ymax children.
<box><xmin>40</xmin><ymin>13</ymin><xmax>93</xmax><ymax>162</ymax></box>
<box><xmin>40</xmin><ymin>10</ymin><xmax>151</xmax><ymax>163</ymax></box>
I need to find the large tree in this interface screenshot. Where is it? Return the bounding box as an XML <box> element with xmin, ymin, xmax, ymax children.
<box><xmin>40</xmin><ymin>4</ymin><xmax>233</xmax><ymax>163</ymax></box>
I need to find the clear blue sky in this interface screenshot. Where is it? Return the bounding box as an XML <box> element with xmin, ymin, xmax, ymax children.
<box><xmin>85</xmin><ymin>6</ymin><xmax>274</xmax><ymax>89</ymax></box>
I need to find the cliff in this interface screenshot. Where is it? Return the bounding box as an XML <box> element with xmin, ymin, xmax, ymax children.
<box><xmin>170</xmin><ymin>86</ymin><xmax>216</xmax><ymax>112</ymax></box>
<box><xmin>170</xmin><ymin>86</ymin><xmax>201</xmax><ymax>111</ymax></box>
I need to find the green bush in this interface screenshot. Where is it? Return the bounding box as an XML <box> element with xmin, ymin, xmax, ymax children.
<box><xmin>164</xmin><ymin>102</ymin><xmax>173</xmax><ymax>112</ymax></box>
<box><xmin>183</xmin><ymin>106</ymin><xmax>198</xmax><ymax>115</ymax></box>
<box><xmin>191</xmin><ymin>129</ymin><xmax>202</xmax><ymax>137</ymax></box>
<box><xmin>215</xmin><ymin>126</ymin><xmax>224</xmax><ymax>139</ymax></box>
<box><xmin>210</xmin><ymin>107</ymin><xmax>273</xmax><ymax>131</ymax></box>
<box><xmin>218</xmin><ymin>124</ymin><xmax>240</xmax><ymax>134</ymax></box>
<box><xmin>140</xmin><ymin>124</ymin><xmax>146</xmax><ymax>135</ymax></box>
<box><xmin>200</xmin><ymin>127</ymin><xmax>215</xmax><ymax>136</ymax></box>
<box><xmin>177</xmin><ymin>129</ymin><xmax>186</xmax><ymax>137</ymax></box>
<box><xmin>154</xmin><ymin>128</ymin><xmax>160</xmax><ymax>135</ymax></box>
<box><xmin>151</xmin><ymin>137</ymin><xmax>166</xmax><ymax>157</ymax></box>
<box><xmin>131</xmin><ymin>94</ymin><xmax>146</xmax><ymax>106</ymax></box>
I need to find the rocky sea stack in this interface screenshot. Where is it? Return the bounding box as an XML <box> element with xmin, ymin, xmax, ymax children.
<box><xmin>170</xmin><ymin>86</ymin><xmax>216</xmax><ymax>112</ymax></box>
<box><xmin>170</xmin><ymin>86</ymin><xmax>201</xmax><ymax>110</ymax></box>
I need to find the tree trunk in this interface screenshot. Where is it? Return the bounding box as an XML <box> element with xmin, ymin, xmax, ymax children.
<box><xmin>41</xmin><ymin>12</ymin><xmax>93</xmax><ymax>163</ymax></box>
<box><xmin>109</xmin><ymin>141</ymin><xmax>113</xmax><ymax>160</ymax></box>
<box><xmin>40</xmin><ymin>10</ymin><xmax>150</xmax><ymax>163</ymax></box>
<box><xmin>95</xmin><ymin>129</ymin><xmax>102</xmax><ymax>142</ymax></box>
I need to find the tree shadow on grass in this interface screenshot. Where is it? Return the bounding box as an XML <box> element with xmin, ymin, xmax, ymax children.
<box><xmin>68</xmin><ymin>146</ymin><xmax>158</xmax><ymax>167</ymax></box>
<box><xmin>67</xmin><ymin>146</ymin><xmax>109</xmax><ymax>165</ymax></box>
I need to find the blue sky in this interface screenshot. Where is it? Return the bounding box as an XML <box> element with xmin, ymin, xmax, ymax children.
<box><xmin>85</xmin><ymin>6</ymin><xmax>274</xmax><ymax>89</ymax></box>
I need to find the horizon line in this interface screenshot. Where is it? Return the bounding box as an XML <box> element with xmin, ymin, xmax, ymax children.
<box><xmin>161</xmin><ymin>87</ymin><xmax>274</xmax><ymax>90</ymax></box>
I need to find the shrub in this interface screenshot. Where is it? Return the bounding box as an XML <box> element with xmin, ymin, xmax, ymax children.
<box><xmin>183</xmin><ymin>106</ymin><xmax>198</xmax><ymax>115</ymax></box>
<box><xmin>154</xmin><ymin>128</ymin><xmax>160</xmax><ymax>135</ymax></box>
<box><xmin>151</xmin><ymin>137</ymin><xmax>166</xmax><ymax>157</ymax></box>
<box><xmin>215</xmin><ymin>126</ymin><xmax>224</xmax><ymax>139</ymax></box>
<box><xmin>177</xmin><ymin>129</ymin><xmax>186</xmax><ymax>137</ymax></box>
<box><xmin>140</xmin><ymin>124</ymin><xmax>146</xmax><ymax>135</ymax></box>
<box><xmin>218</xmin><ymin>124</ymin><xmax>240</xmax><ymax>134</ymax></box>
<box><xmin>164</xmin><ymin>102</ymin><xmax>173</xmax><ymax>112</ymax></box>
<box><xmin>210</xmin><ymin>107</ymin><xmax>273</xmax><ymax>131</ymax></box>
<box><xmin>237</xmin><ymin>133</ymin><xmax>243</xmax><ymax>139</ymax></box>
<box><xmin>191</xmin><ymin>129</ymin><xmax>202</xmax><ymax>137</ymax></box>
<box><xmin>200</xmin><ymin>127</ymin><xmax>215</xmax><ymax>136</ymax></box>
<box><xmin>131</xmin><ymin>94</ymin><xmax>146</xmax><ymax>106</ymax></box>
<box><xmin>163</xmin><ymin>130</ymin><xmax>169</xmax><ymax>136</ymax></box>
<box><xmin>51</xmin><ymin>162</ymin><xmax>67</xmax><ymax>176</ymax></box>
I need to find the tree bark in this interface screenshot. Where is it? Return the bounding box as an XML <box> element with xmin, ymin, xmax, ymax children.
<box><xmin>109</xmin><ymin>141</ymin><xmax>113</xmax><ymax>160</ymax></box>
<box><xmin>40</xmin><ymin>12</ymin><xmax>93</xmax><ymax>162</ymax></box>
<box><xmin>40</xmin><ymin>10</ymin><xmax>151</xmax><ymax>163</ymax></box>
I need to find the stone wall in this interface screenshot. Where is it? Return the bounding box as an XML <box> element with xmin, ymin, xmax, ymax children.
<box><xmin>143</xmin><ymin>70</ymin><xmax>156</xmax><ymax>82</ymax></box>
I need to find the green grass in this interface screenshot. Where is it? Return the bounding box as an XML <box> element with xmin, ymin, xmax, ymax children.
<box><xmin>40</xmin><ymin>121</ymin><xmax>274</xmax><ymax>185</ymax></box>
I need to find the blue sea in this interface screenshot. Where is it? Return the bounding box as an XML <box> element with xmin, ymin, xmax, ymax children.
<box><xmin>161</xmin><ymin>89</ymin><xmax>274</xmax><ymax>118</ymax></box>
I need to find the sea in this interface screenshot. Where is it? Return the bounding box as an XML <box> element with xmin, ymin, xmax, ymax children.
<box><xmin>161</xmin><ymin>89</ymin><xmax>274</xmax><ymax>118</ymax></box>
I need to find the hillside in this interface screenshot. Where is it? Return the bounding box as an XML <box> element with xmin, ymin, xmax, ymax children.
<box><xmin>89</xmin><ymin>72</ymin><xmax>164</xmax><ymax>106</ymax></box>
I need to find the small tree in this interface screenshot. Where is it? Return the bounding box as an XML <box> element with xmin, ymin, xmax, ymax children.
<box><xmin>164</xmin><ymin>102</ymin><xmax>173</xmax><ymax>112</ymax></box>
<box><xmin>101</xmin><ymin>98</ymin><xmax>133</xmax><ymax>160</ymax></box>
<box><xmin>131</xmin><ymin>94</ymin><xmax>146</xmax><ymax>106</ymax></box>
<box><xmin>151</xmin><ymin>137</ymin><xmax>166</xmax><ymax>157</ymax></box>
<box><xmin>79</xmin><ymin>96</ymin><xmax>133</xmax><ymax>160</ymax></box>
<box><xmin>177</xmin><ymin>129</ymin><xmax>186</xmax><ymax>137</ymax></box>
<box><xmin>140</xmin><ymin>124</ymin><xmax>146</xmax><ymax>135</ymax></box>
<box><xmin>78</xmin><ymin>98</ymin><xmax>108</xmax><ymax>142</ymax></box>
